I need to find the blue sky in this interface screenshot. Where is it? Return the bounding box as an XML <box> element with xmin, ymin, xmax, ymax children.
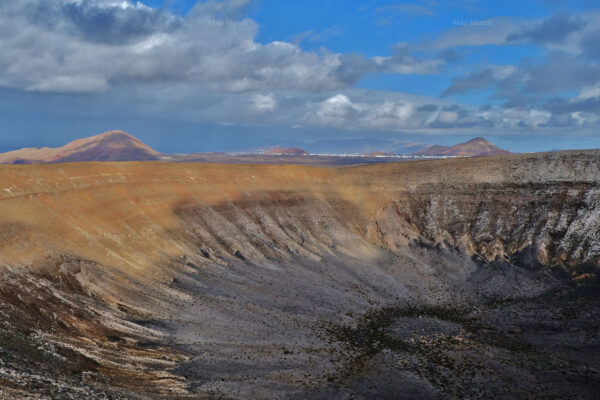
<box><xmin>1</xmin><ymin>0</ymin><xmax>600</xmax><ymax>153</ymax></box>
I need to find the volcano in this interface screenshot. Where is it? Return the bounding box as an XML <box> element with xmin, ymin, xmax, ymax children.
<box><xmin>413</xmin><ymin>137</ymin><xmax>511</xmax><ymax>157</ymax></box>
<box><xmin>0</xmin><ymin>150</ymin><xmax>598</xmax><ymax>398</ymax></box>
<box><xmin>0</xmin><ymin>130</ymin><xmax>160</xmax><ymax>164</ymax></box>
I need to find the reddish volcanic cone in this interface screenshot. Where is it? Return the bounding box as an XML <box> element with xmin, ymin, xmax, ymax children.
<box><xmin>0</xmin><ymin>131</ymin><xmax>160</xmax><ymax>164</ymax></box>
<box><xmin>412</xmin><ymin>137</ymin><xmax>510</xmax><ymax>157</ymax></box>
<box><xmin>265</xmin><ymin>146</ymin><xmax>309</xmax><ymax>155</ymax></box>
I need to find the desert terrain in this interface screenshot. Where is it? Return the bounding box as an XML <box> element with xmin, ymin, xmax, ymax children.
<box><xmin>0</xmin><ymin>151</ymin><xmax>598</xmax><ymax>399</ymax></box>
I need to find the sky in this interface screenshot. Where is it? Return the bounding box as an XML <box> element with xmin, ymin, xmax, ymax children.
<box><xmin>1</xmin><ymin>0</ymin><xmax>600</xmax><ymax>154</ymax></box>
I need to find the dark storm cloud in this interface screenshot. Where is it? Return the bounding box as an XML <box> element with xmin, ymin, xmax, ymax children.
<box><xmin>546</xmin><ymin>96</ymin><xmax>600</xmax><ymax>115</ymax></box>
<box><xmin>581</xmin><ymin>29</ymin><xmax>600</xmax><ymax>59</ymax></box>
<box><xmin>521</xmin><ymin>54</ymin><xmax>600</xmax><ymax>94</ymax></box>
<box><xmin>25</xmin><ymin>0</ymin><xmax>180</xmax><ymax>45</ymax></box>
<box><xmin>506</xmin><ymin>12</ymin><xmax>585</xmax><ymax>44</ymax></box>
<box><xmin>442</xmin><ymin>68</ymin><xmax>496</xmax><ymax>97</ymax></box>
<box><xmin>441</xmin><ymin>104</ymin><xmax>462</xmax><ymax>112</ymax></box>
<box><xmin>439</xmin><ymin>48</ymin><xmax>463</xmax><ymax>63</ymax></box>
<box><xmin>417</xmin><ymin>104</ymin><xmax>438</xmax><ymax>112</ymax></box>
<box><xmin>443</xmin><ymin>49</ymin><xmax>600</xmax><ymax>114</ymax></box>
<box><xmin>330</xmin><ymin>53</ymin><xmax>375</xmax><ymax>87</ymax></box>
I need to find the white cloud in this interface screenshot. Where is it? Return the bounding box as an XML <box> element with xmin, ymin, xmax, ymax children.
<box><xmin>437</xmin><ymin>110</ymin><xmax>459</xmax><ymax>124</ymax></box>
<box><xmin>1</xmin><ymin>1</ymin><xmax>597</xmax><ymax>136</ymax></box>
<box><xmin>251</xmin><ymin>93</ymin><xmax>277</xmax><ymax>113</ymax></box>
<box><xmin>303</xmin><ymin>92</ymin><xmax>480</xmax><ymax>131</ymax></box>
<box><xmin>576</xmin><ymin>83</ymin><xmax>600</xmax><ymax>101</ymax></box>
<box><xmin>0</xmin><ymin>0</ymin><xmax>445</xmax><ymax>95</ymax></box>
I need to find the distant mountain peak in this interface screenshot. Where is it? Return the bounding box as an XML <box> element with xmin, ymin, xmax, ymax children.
<box><xmin>0</xmin><ymin>130</ymin><xmax>160</xmax><ymax>164</ymax></box>
<box><xmin>412</xmin><ymin>137</ymin><xmax>510</xmax><ymax>157</ymax></box>
<box><xmin>465</xmin><ymin>137</ymin><xmax>493</xmax><ymax>145</ymax></box>
<box><xmin>264</xmin><ymin>146</ymin><xmax>308</xmax><ymax>155</ymax></box>
<box><xmin>97</xmin><ymin>130</ymin><xmax>128</xmax><ymax>137</ymax></box>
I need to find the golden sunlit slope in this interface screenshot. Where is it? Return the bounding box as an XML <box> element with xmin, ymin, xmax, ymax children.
<box><xmin>0</xmin><ymin>162</ymin><xmax>336</xmax><ymax>276</ymax></box>
<box><xmin>0</xmin><ymin>130</ymin><xmax>160</xmax><ymax>164</ymax></box>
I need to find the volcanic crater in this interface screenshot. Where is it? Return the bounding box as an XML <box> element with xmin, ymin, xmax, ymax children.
<box><xmin>0</xmin><ymin>151</ymin><xmax>599</xmax><ymax>399</ymax></box>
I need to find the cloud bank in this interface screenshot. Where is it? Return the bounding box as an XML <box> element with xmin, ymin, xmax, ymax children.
<box><xmin>1</xmin><ymin>0</ymin><xmax>599</xmax><ymax>138</ymax></box>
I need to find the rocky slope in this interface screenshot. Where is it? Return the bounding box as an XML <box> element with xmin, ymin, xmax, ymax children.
<box><xmin>0</xmin><ymin>151</ymin><xmax>598</xmax><ymax>398</ymax></box>
<box><xmin>411</xmin><ymin>144</ymin><xmax>451</xmax><ymax>156</ymax></box>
